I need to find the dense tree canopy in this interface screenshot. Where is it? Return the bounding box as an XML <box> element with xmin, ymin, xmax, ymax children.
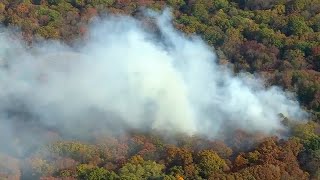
<box><xmin>1</xmin><ymin>126</ymin><xmax>317</xmax><ymax>179</ymax></box>
<box><xmin>1</xmin><ymin>0</ymin><xmax>320</xmax><ymax>179</ymax></box>
<box><xmin>1</xmin><ymin>0</ymin><xmax>320</xmax><ymax>114</ymax></box>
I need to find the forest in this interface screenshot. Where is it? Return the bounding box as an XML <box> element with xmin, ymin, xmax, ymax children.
<box><xmin>0</xmin><ymin>0</ymin><xmax>320</xmax><ymax>179</ymax></box>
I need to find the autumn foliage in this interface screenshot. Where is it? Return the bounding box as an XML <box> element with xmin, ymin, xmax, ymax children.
<box><xmin>1</xmin><ymin>0</ymin><xmax>320</xmax><ymax>179</ymax></box>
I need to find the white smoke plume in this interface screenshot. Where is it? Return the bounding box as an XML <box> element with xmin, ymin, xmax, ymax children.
<box><xmin>0</xmin><ymin>9</ymin><xmax>306</xmax><ymax>155</ymax></box>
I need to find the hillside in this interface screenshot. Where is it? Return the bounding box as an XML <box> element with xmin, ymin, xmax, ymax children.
<box><xmin>0</xmin><ymin>0</ymin><xmax>319</xmax><ymax>180</ymax></box>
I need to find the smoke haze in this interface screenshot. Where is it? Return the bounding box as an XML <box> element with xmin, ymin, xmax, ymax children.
<box><xmin>0</xmin><ymin>9</ymin><xmax>307</xmax><ymax>156</ymax></box>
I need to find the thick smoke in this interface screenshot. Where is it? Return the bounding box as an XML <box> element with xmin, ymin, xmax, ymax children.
<box><xmin>0</xmin><ymin>10</ymin><xmax>306</xmax><ymax>155</ymax></box>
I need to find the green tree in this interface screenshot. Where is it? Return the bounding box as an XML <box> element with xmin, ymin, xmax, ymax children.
<box><xmin>47</xmin><ymin>141</ymin><xmax>99</xmax><ymax>163</ymax></box>
<box><xmin>119</xmin><ymin>155</ymin><xmax>165</xmax><ymax>180</ymax></box>
<box><xmin>284</xmin><ymin>49</ymin><xmax>306</xmax><ymax>69</ymax></box>
<box><xmin>76</xmin><ymin>164</ymin><xmax>119</xmax><ymax>180</ymax></box>
<box><xmin>291</xmin><ymin>121</ymin><xmax>319</xmax><ymax>142</ymax></box>
<box><xmin>48</xmin><ymin>0</ymin><xmax>62</xmax><ymax>5</ymax></box>
<box><xmin>287</xmin><ymin>16</ymin><xmax>313</xmax><ymax>36</ymax></box>
<box><xmin>305</xmin><ymin>136</ymin><xmax>320</xmax><ymax>151</ymax></box>
<box><xmin>72</xmin><ymin>0</ymin><xmax>86</xmax><ymax>7</ymax></box>
<box><xmin>87</xmin><ymin>0</ymin><xmax>115</xmax><ymax>7</ymax></box>
<box><xmin>203</xmin><ymin>26</ymin><xmax>225</xmax><ymax>46</ymax></box>
<box><xmin>166</xmin><ymin>0</ymin><xmax>185</xmax><ymax>8</ymax></box>
<box><xmin>212</xmin><ymin>0</ymin><xmax>229</xmax><ymax>10</ymax></box>
<box><xmin>191</xmin><ymin>1</ymin><xmax>209</xmax><ymax>22</ymax></box>
<box><xmin>196</xmin><ymin>150</ymin><xmax>227</xmax><ymax>178</ymax></box>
